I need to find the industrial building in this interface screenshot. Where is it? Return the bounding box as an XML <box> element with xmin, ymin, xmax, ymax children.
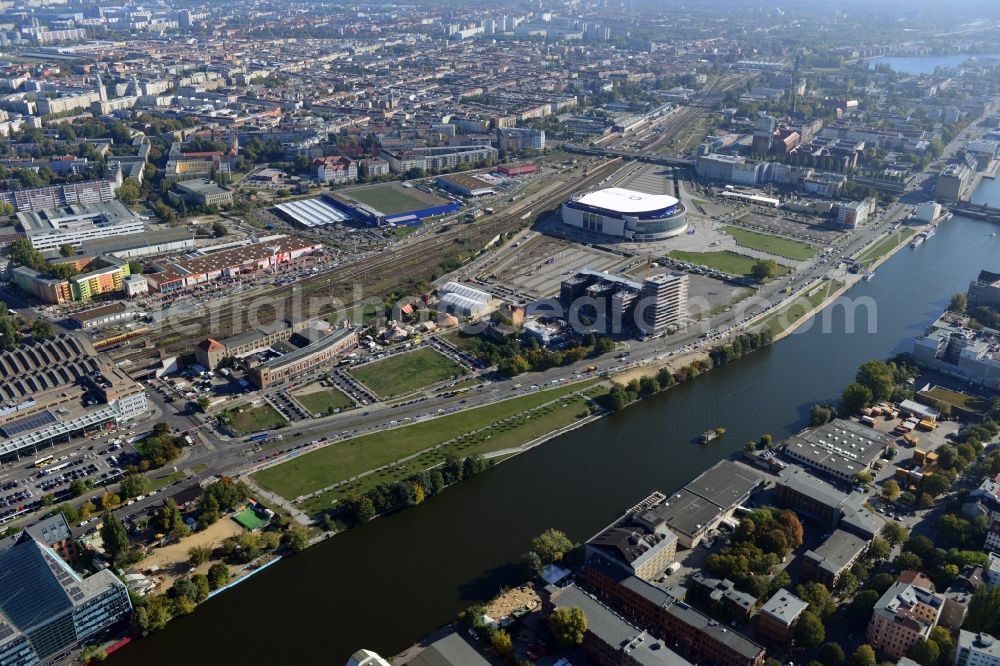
<box><xmin>774</xmin><ymin>466</ymin><xmax>883</xmax><ymax>539</ymax></box>
<box><xmin>145</xmin><ymin>237</ymin><xmax>323</xmax><ymax>293</ymax></box>
<box><xmin>911</xmin><ymin>312</ymin><xmax>1000</xmax><ymax>389</ymax></box>
<box><xmin>437</xmin><ymin>282</ymin><xmax>491</xmax><ymax>318</ymax></box>
<box><xmin>969</xmin><ymin>269</ymin><xmax>1000</xmax><ymax>310</ymax></box>
<box><xmin>248</xmin><ymin>327</ymin><xmax>358</xmax><ymax>388</ymax></box>
<box><xmin>585</xmin><ymin>491</ymin><xmax>678</xmax><ymax>582</ymax></box>
<box><xmin>936</xmin><ymin>162</ymin><xmax>974</xmax><ymax>201</ymax></box>
<box><xmin>169</xmin><ymin>178</ymin><xmax>234</xmax><ymax>208</ymax></box>
<box><xmin>779</xmin><ymin>418</ymin><xmax>888</xmax><ymax>482</ymax></box>
<box><xmin>323</xmin><ymin>186</ymin><xmax>461</xmax><ymax>227</ymax></box>
<box><xmin>0</xmin><ymin>529</ymin><xmax>131</xmax><ymax>664</ymax></box>
<box><xmin>18</xmin><ymin>201</ymin><xmax>146</xmax><ymax>251</ymax></box>
<box><xmin>561</xmin><ymin>188</ymin><xmax>688</xmax><ymax>241</ymax></box>
<box><xmin>68</xmin><ymin>302</ymin><xmax>134</xmax><ymax>329</ymax></box>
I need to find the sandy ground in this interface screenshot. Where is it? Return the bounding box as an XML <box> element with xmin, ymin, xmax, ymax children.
<box><xmin>137</xmin><ymin>519</ymin><xmax>244</xmax><ymax>587</ymax></box>
<box><xmin>292</xmin><ymin>381</ymin><xmax>326</xmax><ymax>396</ymax></box>
<box><xmin>484</xmin><ymin>584</ymin><xmax>541</xmax><ymax>620</ymax></box>
<box><xmin>612</xmin><ymin>350</ymin><xmax>710</xmax><ymax>385</ymax></box>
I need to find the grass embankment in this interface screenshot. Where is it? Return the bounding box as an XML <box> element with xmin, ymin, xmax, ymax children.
<box><xmin>855</xmin><ymin>228</ymin><xmax>916</xmax><ymax>267</ymax></box>
<box><xmin>220</xmin><ymin>404</ymin><xmax>288</xmax><ymax>435</ymax></box>
<box><xmin>254</xmin><ymin>381</ymin><xmax>603</xmax><ymax>512</ymax></box>
<box><xmin>668</xmin><ymin>250</ymin><xmax>791</xmax><ymax>278</ymax></box>
<box><xmin>293</xmin><ymin>387</ymin><xmax>355</xmax><ymax>415</ymax></box>
<box><xmin>350</xmin><ymin>348</ymin><xmax>466</xmax><ymax>399</ymax></box>
<box><xmin>753</xmin><ymin>280</ymin><xmax>845</xmax><ymax>337</ymax></box>
<box><xmin>722</xmin><ymin>226</ymin><xmax>819</xmax><ymax>261</ymax></box>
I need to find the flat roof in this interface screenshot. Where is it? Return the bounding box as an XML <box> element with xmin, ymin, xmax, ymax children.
<box><xmin>804</xmin><ymin>528</ymin><xmax>868</xmax><ymax>575</ymax></box>
<box><xmin>761</xmin><ymin>589</ymin><xmax>809</xmax><ymax>625</ymax></box>
<box><xmin>684</xmin><ymin>460</ymin><xmax>764</xmax><ymax>509</ymax></box>
<box><xmin>574</xmin><ymin>187</ymin><xmax>679</xmax><ymax>214</ymax></box>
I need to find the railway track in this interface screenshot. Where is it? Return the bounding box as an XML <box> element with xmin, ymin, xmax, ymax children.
<box><xmin>114</xmin><ymin>159</ymin><xmax>624</xmax><ymax>367</ymax></box>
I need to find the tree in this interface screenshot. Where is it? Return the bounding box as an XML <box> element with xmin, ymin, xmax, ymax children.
<box><xmin>128</xmin><ymin>260</ymin><xmax>143</xmax><ymax>274</ymax></box>
<box><xmin>867</xmin><ymin>536</ymin><xmax>891</xmax><ymax>562</ymax></box>
<box><xmin>851</xmin><ymin>645</ymin><xmax>877</xmax><ymax>666</ymax></box>
<box><xmin>188</xmin><ymin>545</ymin><xmax>212</xmax><ymax>566</ymax></box>
<box><xmin>797</xmin><ymin>582</ymin><xmax>837</xmax><ymax>618</ymax></box>
<box><xmin>882</xmin><ymin>521</ymin><xmax>909</xmax><ymax>546</ymax></box>
<box><xmin>191</xmin><ymin>574</ymin><xmax>210</xmax><ymax>602</ymax></box>
<box><xmin>158</xmin><ymin>498</ymin><xmax>183</xmax><ymax>533</ymax></box>
<box><xmin>856</xmin><ymin>360</ymin><xmax>895</xmax><ymax>402</ymax></box>
<box><xmin>850</xmin><ymin>590</ymin><xmax>881</xmax><ymax>618</ymax></box>
<box><xmin>906</xmin><ymin>639</ymin><xmax>940</xmax><ymax>666</ymax></box>
<box><xmin>100</xmin><ymin>491</ymin><xmax>121</xmax><ymax>510</ymax></box>
<box><xmin>69</xmin><ymin>478</ymin><xmax>88</xmax><ymax>497</ymax></box>
<box><xmin>207</xmin><ymin>563</ymin><xmax>230</xmax><ymax>590</ymax></box>
<box><xmin>810</xmin><ymin>404</ymin><xmax>835</xmax><ymax>426</ymax></box>
<box><xmin>211</xmin><ymin>221</ymin><xmax>229</xmax><ymax>237</ymax></box>
<box><xmin>286</xmin><ymin>523</ymin><xmax>309</xmax><ymax>552</ymax></box>
<box><xmin>198</xmin><ymin>494</ymin><xmax>221</xmax><ymax>529</ymax></box>
<box><xmin>120</xmin><ymin>473</ymin><xmax>148</xmax><ymax>499</ymax></box>
<box><xmin>80</xmin><ymin>501</ymin><xmax>96</xmax><ymax>521</ymax></box>
<box><xmin>751</xmin><ymin>259</ymin><xmax>778</xmax><ymax>281</ymax></box>
<box><xmin>853</xmin><ymin>470</ymin><xmax>874</xmax><ymax>488</ymax></box>
<box><xmin>549</xmin><ymin>606</ymin><xmax>587</xmax><ymax>646</ymax></box>
<box><xmin>9</xmin><ymin>238</ymin><xmax>45</xmax><ymax>270</ymax></box>
<box><xmin>836</xmin><ymin>572</ymin><xmax>859</xmax><ymax>597</ymax></box>
<box><xmin>881</xmin><ymin>479</ymin><xmax>901</xmax><ymax>500</ymax></box>
<box><xmin>339</xmin><ymin>493</ymin><xmax>376</xmax><ymax>526</ymax></box>
<box><xmin>531</xmin><ymin>528</ymin><xmax>573</xmax><ymax>564</ymax></box>
<box><xmin>949</xmin><ymin>293</ymin><xmax>968</xmax><ymax>314</ymax></box>
<box><xmin>116</xmin><ymin>177</ymin><xmax>140</xmax><ymax>205</ymax></box>
<box><xmin>100</xmin><ymin>511</ymin><xmax>130</xmax><ymax>562</ymax></box>
<box><xmin>490</xmin><ymin>629</ymin><xmax>514</xmax><ymax>658</ymax></box>
<box><xmin>966</xmin><ymin>586</ymin><xmax>1000</xmax><ymax>635</ymax></box>
<box><xmin>921</xmin><ymin>473</ymin><xmax>951</xmax><ymax>498</ymax></box>
<box><xmin>841</xmin><ymin>383</ymin><xmax>873</xmax><ymax>415</ymax></box>
<box><xmin>819</xmin><ymin>642</ymin><xmax>846</xmax><ymax>666</ymax></box>
<box><xmin>59</xmin><ymin>243</ymin><xmax>76</xmax><ymax>257</ymax></box>
<box><xmin>522</xmin><ymin>550</ymin><xmax>544</xmax><ymax>578</ymax></box>
<box><xmin>795</xmin><ymin>611</ymin><xmax>826</xmax><ymax>649</ymax></box>
<box><xmin>58</xmin><ymin>503</ymin><xmax>79</xmax><ymax>525</ymax></box>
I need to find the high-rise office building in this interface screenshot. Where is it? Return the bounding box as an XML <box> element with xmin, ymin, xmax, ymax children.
<box><xmin>639</xmin><ymin>272</ymin><xmax>688</xmax><ymax>336</ymax></box>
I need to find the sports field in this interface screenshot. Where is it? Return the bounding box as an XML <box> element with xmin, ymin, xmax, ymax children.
<box><xmin>668</xmin><ymin>250</ymin><xmax>791</xmax><ymax>279</ymax></box>
<box><xmin>350</xmin><ymin>348</ymin><xmax>466</xmax><ymax>398</ymax></box>
<box><xmin>232</xmin><ymin>506</ymin><xmax>269</xmax><ymax>531</ymax></box>
<box><xmin>723</xmin><ymin>226</ymin><xmax>818</xmax><ymax>261</ymax></box>
<box><xmin>340</xmin><ymin>183</ymin><xmax>448</xmax><ymax>216</ymax></box>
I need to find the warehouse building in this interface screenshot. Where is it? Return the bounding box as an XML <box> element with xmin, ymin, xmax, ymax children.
<box><xmin>437</xmin><ymin>282</ymin><xmax>491</xmax><ymax>318</ymax></box>
<box><xmin>779</xmin><ymin>419</ymin><xmax>888</xmax><ymax>483</ymax></box>
<box><xmin>436</xmin><ymin>173</ymin><xmax>495</xmax><ymax>197</ymax></box>
<box><xmin>274</xmin><ymin>198</ymin><xmax>352</xmax><ymax>229</ymax></box>
<box><xmin>169</xmin><ymin>178</ymin><xmax>234</xmax><ymax>208</ymax></box>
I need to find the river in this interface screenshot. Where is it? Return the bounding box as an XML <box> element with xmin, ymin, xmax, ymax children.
<box><xmin>111</xmin><ymin>180</ymin><xmax>1000</xmax><ymax>665</ymax></box>
<box><xmin>868</xmin><ymin>53</ymin><xmax>1000</xmax><ymax>75</ymax></box>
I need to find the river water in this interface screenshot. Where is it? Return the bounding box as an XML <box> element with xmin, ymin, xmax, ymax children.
<box><xmin>112</xmin><ymin>180</ymin><xmax>1000</xmax><ymax>665</ymax></box>
<box><xmin>868</xmin><ymin>53</ymin><xmax>1000</xmax><ymax>75</ymax></box>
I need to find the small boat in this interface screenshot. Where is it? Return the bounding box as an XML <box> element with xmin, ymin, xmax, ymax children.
<box><xmin>910</xmin><ymin>235</ymin><xmax>924</xmax><ymax>248</ymax></box>
<box><xmin>701</xmin><ymin>427</ymin><xmax>726</xmax><ymax>444</ymax></box>
<box><xmin>923</xmin><ymin>226</ymin><xmax>936</xmax><ymax>239</ymax></box>
<box><xmin>864</xmin><ymin>271</ymin><xmax>875</xmax><ymax>281</ymax></box>
<box><xmin>992</xmin><ymin>232</ymin><xmax>997</xmax><ymax>237</ymax></box>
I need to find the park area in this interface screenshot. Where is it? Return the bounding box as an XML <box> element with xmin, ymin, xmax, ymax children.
<box><xmin>723</xmin><ymin>226</ymin><xmax>818</xmax><ymax>260</ymax></box>
<box><xmin>219</xmin><ymin>404</ymin><xmax>287</xmax><ymax>435</ymax></box>
<box><xmin>668</xmin><ymin>250</ymin><xmax>791</xmax><ymax>279</ymax></box>
<box><xmin>349</xmin><ymin>347</ymin><xmax>466</xmax><ymax>399</ymax></box>
<box><xmin>292</xmin><ymin>383</ymin><xmax>354</xmax><ymax>416</ymax></box>
<box><xmin>753</xmin><ymin>280</ymin><xmax>845</xmax><ymax>337</ymax></box>
<box><xmin>856</xmin><ymin>228</ymin><xmax>916</xmax><ymax>266</ymax></box>
<box><xmin>254</xmin><ymin>381</ymin><xmax>604</xmax><ymax>514</ymax></box>
<box><xmin>136</xmin><ymin>519</ymin><xmax>242</xmax><ymax>587</ymax></box>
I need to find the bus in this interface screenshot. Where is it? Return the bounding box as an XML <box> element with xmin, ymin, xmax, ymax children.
<box><xmin>33</xmin><ymin>455</ymin><xmax>54</xmax><ymax>468</ymax></box>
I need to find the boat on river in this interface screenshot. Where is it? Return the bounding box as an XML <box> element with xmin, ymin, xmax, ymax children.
<box><xmin>700</xmin><ymin>427</ymin><xmax>726</xmax><ymax>444</ymax></box>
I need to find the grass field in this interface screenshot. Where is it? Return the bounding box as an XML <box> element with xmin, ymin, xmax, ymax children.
<box><xmin>723</xmin><ymin>226</ymin><xmax>818</xmax><ymax>261</ymax></box>
<box><xmin>293</xmin><ymin>386</ymin><xmax>355</xmax><ymax>416</ymax></box>
<box><xmin>350</xmin><ymin>348</ymin><xmax>466</xmax><ymax>398</ymax></box>
<box><xmin>668</xmin><ymin>250</ymin><xmax>791</xmax><ymax>278</ymax></box>
<box><xmin>921</xmin><ymin>386</ymin><xmax>990</xmax><ymax>416</ymax></box>
<box><xmin>337</xmin><ymin>183</ymin><xmax>448</xmax><ymax>216</ymax></box>
<box><xmin>855</xmin><ymin>228</ymin><xmax>916</xmax><ymax>266</ymax></box>
<box><xmin>254</xmin><ymin>380</ymin><xmax>601</xmax><ymax>507</ymax></box>
<box><xmin>753</xmin><ymin>280</ymin><xmax>845</xmax><ymax>337</ymax></box>
<box><xmin>220</xmin><ymin>404</ymin><xmax>288</xmax><ymax>435</ymax></box>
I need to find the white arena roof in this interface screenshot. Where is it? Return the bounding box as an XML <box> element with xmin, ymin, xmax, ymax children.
<box><xmin>275</xmin><ymin>198</ymin><xmax>352</xmax><ymax>228</ymax></box>
<box><xmin>573</xmin><ymin>187</ymin><xmax>679</xmax><ymax>214</ymax></box>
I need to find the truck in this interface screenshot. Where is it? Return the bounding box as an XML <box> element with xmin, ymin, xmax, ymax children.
<box><xmin>247</xmin><ymin>432</ymin><xmax>269</xmax><ymax>443</ymax></box>
<box><xmin>860</xmin><ymin>415</ymin><xmax>877</xmax><ymax>427</ymax></box>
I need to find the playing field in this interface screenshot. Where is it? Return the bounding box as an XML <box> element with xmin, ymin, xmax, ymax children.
<box><xmin>723</xmin><ymin>226</ymin><xmax>818</xmax><ymax>261</ymax></box>
<box><xmin>350</xmin><ymin>348</ymin><xmax>466</xmax><ymax>398</ymax></box>
<box><xmin>232</xmin><ymin>506</ymin><xmax>269</xmax><ymax>531</ymax></box>
<box><xmin>668</xmin><ymin>250</ymin><xmax>791</xmax><ymax>278</ymax></box>
<box><xmin>339</xmin><ymin>183</ymin><xmax>448</xmax><ymax>216</ymax></box>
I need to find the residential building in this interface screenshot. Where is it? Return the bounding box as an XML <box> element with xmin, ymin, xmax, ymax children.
<box><xmin>936</xmin><ymin>163</ymin><xmax>974</xmax><ymax>201</ymax></box>
<box><xmin>800</xmin><ymin>528</ymin><xmax>870</xmax><ymax>588</ymax></box>
<box><xmin>545</xmin><ymin>583</ymin><xmax>693</xmax><ymax>666</ymax></box>
<box><xmin>314</xmin><ymin>156</ymin><xmax>358</xmax><ymax>184</ymax></box>
<box><xmin>169</xmin><ymin>178</ymin><xmax>234</xmax><ymax>207</ymax></box>
<box><xmin>757</xmin><ymin>589</ymin><xmax>809</xmax><ymax>643</ymax></box>
<box><xmin>987</xmin><ymin>553</ymin><xmax>1000</xmax><ymax>587</ymax></box>
<box><xmin>687</xmin><ymin>573</ymin><xmax>756</xmax><ymax>623</ymax></box>
<box><xmin>0</xmin><ymin>529</ymin><xmax>131</xmax><ymax>663</ymax></box>
<box><xmin>11</xmin><ymin>266</ymin><xmax>74</xmax><ymax>304</ymax></box>
<box><xmin>969</xmin><ymin>270</ymin><xmax>1000</xmax><ymax>310</ymax></box>
<box><xmin>837</xmin><ymin>200</ymin><xmax>871</xmax><ymax>228</ymax></box>
<box><xmin>957</xmin><ymin>631</ymin><xmax>1000</xmax><ymax>666</ymax></box>
<box><xmin>496</xmin><ymin>127</ymin><xmax>545</xmax><ymax>152</ymax></box>
<box><xmin>585</xmin><ymin>491</ymin><xmax>679</xmax><ymax>582</ymax></box>
<box><xmin>867</xmin><ymin>581</ymin><xmax>945</xmax><ymax>660</ymax></box>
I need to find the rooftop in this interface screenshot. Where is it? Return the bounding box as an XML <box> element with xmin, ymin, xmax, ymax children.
<box><xmin>572</xmin><ymin>187</ymin><xmax>679</xmax><ymax>214</ymax></box>
<box><xmin>760</xmin><ymin>588</ymin><xmax>809</xmax><ymax>626</ymax></box>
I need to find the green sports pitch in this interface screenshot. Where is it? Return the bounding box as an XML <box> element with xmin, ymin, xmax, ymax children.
<box><xmin>335</xmin><ymin>183</ymin><xmax>450</xmax><ymax>216</ymax></box>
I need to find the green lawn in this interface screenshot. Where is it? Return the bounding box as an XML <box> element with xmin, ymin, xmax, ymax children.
<box><xmin>293</xmin><ymin>387</ymin><xmax>355</xmax><ymax>416</ymax></box>
<box><xmin>147</xmin><ymin>470</ymin><xmax>186</xmax><ymax>493</ymax></box>
<box><xmin>340</xmin><ymin>184</ymin><xmax>446</xmax><ymax>216</ymax></box>
<box><xmin>921</xmin><ymin>386</ymin><xmax>990</xmax><ymax>416</ymax></box>
<box><xmin>855</xmin><ymin>228</ymin><xmax>916</xmax><ymax>266</ymax></box>
<box><xmin>350</xmin><ymin>348</ymin><xmax>466</xmax><ymax>398</ymax></box>
<box><xmin>723</xmin><ymin>226</ymin><xmax>818</xmax><ymax>261</ymax></box>
<box><xmin>254</xmin><ymin>380</ymin><xmax>600</xmax><ymax>503</ymax></box>
<box><xmin>668</xmin><ymin>250</ymin><xmax>791</xmax><ymax>278</ymax></box>
<box><xmin>753</xmin><ymin>280</ymin><xmax>845</xmax><ymax>337</ymax></box>
<box><xmin>220</xmin><ymin>404</ymin><xmax>288</xmax><ymax>435</ymax></box>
